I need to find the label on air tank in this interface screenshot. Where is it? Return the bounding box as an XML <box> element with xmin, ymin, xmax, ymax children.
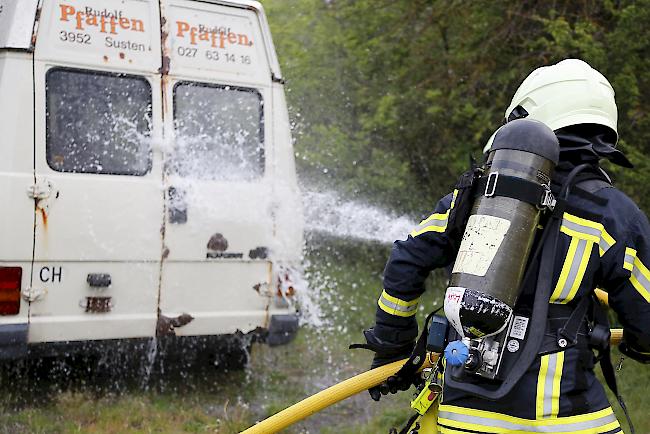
<box><xmin>444</xmin><ymin>286</ymin><xmax>466</xmax><ymax>338</ymax></box>
<box><xmin>509</xmin><ymin>315</ymin><xmax>529</xmax><ymax>340</ymax></box>
<box><xmin>452</xmin><ymin>214</ymin><xmax>510</xmax><ymax>277</ymax></box>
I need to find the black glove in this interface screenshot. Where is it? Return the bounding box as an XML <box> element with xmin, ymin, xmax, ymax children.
<box><xmin>619</xmin><ymin>331</ymin><xmax>650</xmax><ymax>364</ymax></box>
<box><xmin>351</xmin><ymin>328</ymin><xmax>415</xmax><ymax>401</ymax></box>
<box><xmin>368</xmin><ymin>371</ymin><xmax>415</xmax><ymax>401</ymax></box>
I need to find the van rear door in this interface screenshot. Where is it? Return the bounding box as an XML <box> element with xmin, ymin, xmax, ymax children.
<box><xmin>30</xmin><ymin>0</ymin><xmax>164</xmax><ymax>343</ymax></box>
<box><xmin>0</xmin><ymin>0</ymin><xmax>39</xmax><ymax>354</ymax></box>
<box><xmin>159</xmin><ymin>0</ymin><xmax>276</xmax><ymax>336</ymax></box>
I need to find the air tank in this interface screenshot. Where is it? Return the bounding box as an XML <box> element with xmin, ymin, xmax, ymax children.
<box><xmin>444</xmin><ymin>119</ymin><xmax>560</xmax><ymax>340</ymax></box>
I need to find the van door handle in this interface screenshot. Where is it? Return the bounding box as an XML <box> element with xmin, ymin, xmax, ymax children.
<box><xmin>168</xmin><ymin>186</ymin><xmax>187</xmax><ymax>224</ymax></box>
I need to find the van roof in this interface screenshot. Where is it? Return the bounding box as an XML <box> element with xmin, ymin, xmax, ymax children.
<box><xmin>198</xmin><ymin>0</ymin><xmax>264</xmax><ymax>10</ymax></box>
<box><xmin>1</xmin><ymin>0</ymin><xmax>282</xmax><ymax>81</ymax></box>
<box><xmin>0</xmin><ymin>0</ymin><xmax>39</xmax><ymax>50</ymax></box>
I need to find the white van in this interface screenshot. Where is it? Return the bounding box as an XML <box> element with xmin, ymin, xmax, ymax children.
<box><xmin>0</xmin><ymin>0</ymin><xmax>303</xmax><ymax>359</ymax></box>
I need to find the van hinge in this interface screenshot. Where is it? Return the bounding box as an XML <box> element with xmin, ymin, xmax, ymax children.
<box><xmin>26</xmin><ymin>179</ymin><xmax>53</xmax><ymax>200</ymax></box>
<box><xmin>22</xmin><ymin>287</ymin><xmax>47</xmax><ymax>302</ymax></box>
<box><xmin>271</xmin><ymin>73</ymin><xmax>285</xmax><ymax>85</ymax></box>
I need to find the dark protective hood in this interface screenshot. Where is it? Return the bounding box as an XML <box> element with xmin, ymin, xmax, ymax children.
<box><xmin>554</xmin><ymin>125</ymin><xmax>633</xmax><ymax>168</ymax></box>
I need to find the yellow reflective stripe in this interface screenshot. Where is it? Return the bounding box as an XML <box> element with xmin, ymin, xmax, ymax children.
<box><xmin>549</xmin><ymin>239</ymin><xmax>593</xmax><ymax>304</ymax></box>
<box><xmin>564</xmin><ymin>241</ymin><xmax>593</xmax><ymax>304</ymax></box>
<box><xmin>630</xmin><ymin>256</ymin><xmax>650</xmax><ymax>303</ymax></box>
<box><xmin>624</xmin><ymin>247</ymin><xmax>637</xmax><ymax>272</ymax></box>
<box><xmin>551</xmin><ymin>352</ymin><xmax>564</xmax><ymax>418</ymax></box>
<box><xmin>450</xmin><ymin>189</ymin><xmax>459</xmax><ymax>209</ymax></box>
<box><xmin>550</xmin><ymin>238</ymin><xmax>578</xmax><ymax>303</ymax></box>
<box><xmin>560</xmin><ymin>225</ymin><xmax>599</xmax><ymax>244</ymax></box>
<box><xmin>560</xmin><ymin>213</ymin><xmax>615</xmax><ymax>257</ymax></box>
<box><xmin>624</xmin><ymin>248</ymin><xmax>650</xmax><ymax>302</ymax></box>
<box><xmin>437</xmin><ymin>405</ymin><xmax>619</xmax><ymax>433</ymax></box>
<box><xmin>438</xmin><ymin>404</ymin><xmax>614</xmax><ymax>426</ymax></box>
<box><xmin>535</xmin><ymin>351</ymin><xmax>564</xmax><ymax>419</ymax></box>
<box><xmin>600</xmin><ymin>230</ymin><xmax>615</xmax><ymax>256</ymax></box>
<box><xmin>381</xmin><ymin>290</ymin><xmax>419</xmax><ymax>307</ymax></box>
<box><xmin>378</xmin><ymin>298</ymin><xmax>417</xmax><ymax>317</ymax></box>
<box><xmin>377</xmin><ymin>290</ymin><xmax>419</xmax><ymax>317</ymax></box>
<box><xmin>563</xmin><ymin>212</ymin><xmax>601</xmax><ymax>231</ymax></box>
<box><xmin>410</xmin><ymin>211</ymin><xmax>449</xmax><ymax>237</ymax></box>
<box><xmin>410</xmin><ymin>192</ymin><xmax>457</xmax><ymax>237</ymax></box>
<box><xmin>437</xmin><ymin>416</ymin><xmax>619</xmax><ymax>434</ymax></box>
<box><xmin>420</xmin><ymin>211</ymin><xmax>449</xmax><ymax>225</ymax></box>
<box><xmin>536</xmin><ymin>355</ymin><xmax>549</xmax><ymax>419</ymax></box>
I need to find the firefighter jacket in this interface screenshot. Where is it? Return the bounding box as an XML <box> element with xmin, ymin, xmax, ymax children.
<box><xmin>373</xmin><ymin>162</ymin><xmax>650</xmax><ymax>433</ymax></box>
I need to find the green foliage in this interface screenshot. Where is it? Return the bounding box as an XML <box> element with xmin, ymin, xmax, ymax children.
<box><xmin>263</xmin><ymin>0</ymin><xmax>650</xmax><ymax>214</ymax></box>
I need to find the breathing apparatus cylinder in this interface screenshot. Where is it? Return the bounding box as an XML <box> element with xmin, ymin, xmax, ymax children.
<box><xmin>444</xmin><ymin>119</ymin><xmax>560</xmax><ymax>341</ymax></box>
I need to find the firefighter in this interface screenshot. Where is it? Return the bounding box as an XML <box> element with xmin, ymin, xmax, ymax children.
<box><xmin>364</xmin><ymin>59</ymin><xmax>650</xmax><ymax>433</ymax></box>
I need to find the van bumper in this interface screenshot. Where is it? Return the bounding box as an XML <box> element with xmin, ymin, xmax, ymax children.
<box><xmin>0</xmin><ymin>323</ymin><xmax>28</xmax><ymax>359</ymax></box>
<box><xmin>266</xmin><ymin>313</ymin><xmax>299</xmax><ymax>346</ymax></box>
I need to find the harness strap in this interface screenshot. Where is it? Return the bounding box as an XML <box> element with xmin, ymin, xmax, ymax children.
<box><xmin>475</xmin><ymin>174</ymin><xmax>551</xmax><ymax>208</ymax></box>
<box><xmin>393</xmin><ymin>309</ymin><xmax>440</xmax><ymax>381</ymax></box>
<box><xmin>538</xmin><ymin>296</ymin><xmax>591</xmax><ymax>356</ymax></box>
<box><xmin>556</xmin><ymin>295</ymin><xmax>590</xmax><ymax>347</ymax></box>
<box><xmin>591</xmin><ymin>295</ymin><xmax>636</xmax><ymax>434</ymax></box>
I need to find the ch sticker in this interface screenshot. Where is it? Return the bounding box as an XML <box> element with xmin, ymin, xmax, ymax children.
<box><xmin>39</xmin><ymin>266</ymin><xmax>63</xmax><ymax>283</ymax></box>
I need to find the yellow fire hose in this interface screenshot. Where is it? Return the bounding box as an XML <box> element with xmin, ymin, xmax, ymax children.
<box><xmin>240</xmin><ymin>354</ymin><xmax>437</xmax><ymax>434</ymax></box>
<box><xmin>242</xmin><ymin>290</ymin><xmax>622</xmax><ymax>434</ymax></box>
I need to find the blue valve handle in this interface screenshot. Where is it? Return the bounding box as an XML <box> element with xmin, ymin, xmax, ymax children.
<box><xmin>444</xmin><ymin>340</ymin><xmax>469</xmax><ymax>367</ymax></box>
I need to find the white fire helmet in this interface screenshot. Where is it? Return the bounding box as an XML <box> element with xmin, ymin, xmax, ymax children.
<box><xmin>484</xmin><ymin>59</ymin><xmax>618</xmax><ymax>153</ymax></box>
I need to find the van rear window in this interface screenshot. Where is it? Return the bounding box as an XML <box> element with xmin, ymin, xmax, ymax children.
<box><xmin>172</xmin><ymin>82</ymin><xmax>264</xmax><ymax>181</ymax></box>
<box><xmin>46</xmin><ymin>69</ymin><xmax>152</xmax><ymax>176</ymax></box>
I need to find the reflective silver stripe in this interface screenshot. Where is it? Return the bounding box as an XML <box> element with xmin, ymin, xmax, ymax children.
<box><xmin>600</xmin><ymin>233</ymin><xmax>614</xmax><ymax>252</ymax></box>
<box><xmin>417</xmin><ymin>218</ymin><xmax>447</xmax><ymax>230</ymax></box>
<box><xmin>410</xmin><ymin>212</ymin><xmax>449</xmax><ymax>237</ymax></box>
<box><xmin>542</xmin><ymin>353</ymin><xmax>557</xmax><ymax>417</ymax></box>
<box><xmin>378</xmin><ymin>294</ymin><xmax>418</xmax><ymax>314</ymax></box>
<box><xmin>537</xmin><ymin>352</ymin><xmax>563</xmax><ymax>418</ymax></box>
<box><xmin>562</xmin><ymin>215</ymin><xmax>615</xmax><ymax>255</ymax></box>
<box><xmin>555</xmin><ymin>239</ymin><xmax>588</xmax><ymax>302</ymax></box>
<box><xmin>624</xmin><ymin>247</ymin><xmax>637</xmax><ymax>272</ymax></box>
<box><xmin>631</xmin><ymin>265</ymin><xmax>650</xmax><ymax>296</ymax></box>
<box><xmin>437</xmin><ymin>410</ymin><xmax>618</xmax><ymax>433</ymax></box>
<box><xmin>562</xmin><ymin>219</ymin><xmax>601</xmax><ymax>240</ymax></box>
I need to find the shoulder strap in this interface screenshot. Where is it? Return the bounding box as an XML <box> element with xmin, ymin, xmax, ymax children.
<box><xmin>554</xmin><ymin>165</ymin><xmax>612</xmax><ymax>206</ymax></box>
<box><xmin>446</xmin><ymin>165</ymin><xmax>482</xmax><ymax>251</ymax></box>
<box><xmin>392</xmin><ymin>309</ymin><xmax>441</xmax><ymax>381</ymax></box>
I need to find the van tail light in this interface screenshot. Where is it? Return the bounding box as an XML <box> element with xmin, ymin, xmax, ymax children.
<box><xmin>0</xmin><ymin>267</ymin><xmax>22</xmax><ymax>315</ymax></box>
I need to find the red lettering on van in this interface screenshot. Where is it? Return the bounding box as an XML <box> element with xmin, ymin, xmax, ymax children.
<box><xmin>174</xmin><ymin>21</ymin><xmax>253</xmax><ymax>49</ymax></box>
<box><xmin>58</xmin><ymin>4</ymin><xmax>145</xmax><ymax>35</ymax></box>
<box><xmin>131</xmin><ymin>19</ymin><xmax>144</xmax><ymax>32</ymax></box>
<box><xmin>59</xmin><ymin>4</ymin><xmax>75</xmax><ymax>22</ymax></box>
<box><xmin>176</xmin><ymin>21</ymin><xmax>190</xmax><ymax>37</ymax></box>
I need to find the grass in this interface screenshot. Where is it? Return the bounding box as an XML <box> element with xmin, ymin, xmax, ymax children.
<box><xmin>0</xmin><ymin>237</ymin><xmax>648</xmax><ymax>433</ymax></box>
